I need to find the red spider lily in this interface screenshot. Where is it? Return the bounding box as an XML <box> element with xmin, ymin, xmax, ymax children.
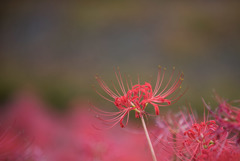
<box><xmin>92</xmin><ymin>66</ymin><xmax>185</xmax><ymax>128</ymax></box>
<box><xmin>203</xmin><ymin>94</ymin><xmax>240</xmax><ymax>144</ymax></box>
<box><xmin>197</xmin><ymin>135</ymin><xmax>240</xmax><ymax>161</ymax></box>
<box><xmin>182</xmin><ymin>120</ymin><xmax>218</xmax><ymax>152</ymax></box>
<box><xmin>168</xmin><ymin>108</ymin><xmax>240</xmax><ymax>161</ymax></box>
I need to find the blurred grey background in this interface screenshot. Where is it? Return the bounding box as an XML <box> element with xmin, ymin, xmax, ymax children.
<box><xmin>1</xmin><ymin>0</ymin><xmax>240</xmax><ymax>112</ymax></box>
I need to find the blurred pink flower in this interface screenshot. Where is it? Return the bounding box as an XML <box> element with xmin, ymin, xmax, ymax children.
<box><xmin>153</xmin><ymin>111</ymin><xmax>194</xmax><ymax>161</ymax></box>
<box><xmin>1</xmin><ymin>90</ymin><xmax>74</xmax><ymax>160</ymax></box>
<box><xmin>0</xmin><ymin>124</ymin><xmax>30</xmax><ymax>160</ymax></box>
<box><xmin>93</xmin><ymin>66</ymin><xmax>185</xmax><ymax>128</ymax></box>
<box><xmin>3</xmin><ymin>90</ymin><xmax>59</xmax><ymax>147</ymax></box>
<box><xmin>0</xmin><ymin>90</ymin><xmax>155</xmax><ymax>160</ymax></box>
<box><xmin>66</xmin><ymin>103</ymin><xmax>153</xmax><ymax>161</ymax></box>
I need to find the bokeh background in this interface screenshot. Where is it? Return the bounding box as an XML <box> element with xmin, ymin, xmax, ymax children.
<box><xmin>1</xmin><ymin>0</ymin><xmax>240</xmax><ymax>113</ymax></box>
<box><xmin>1</xmin><ymin>1</ymin><xmax>240</xmax><ymax>160</ymax></box>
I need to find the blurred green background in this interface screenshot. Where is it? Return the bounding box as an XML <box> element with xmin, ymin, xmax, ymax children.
<box><xmin>1</xmin><ymin>0</ymin><xmax>240</xmax><ymax>112</ymax></box>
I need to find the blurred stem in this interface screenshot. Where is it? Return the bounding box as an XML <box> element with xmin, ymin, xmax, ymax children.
<box><xmin>141</xmin><ymin>116</ymin><xmax>157</xmax><ymax>161</ymax></box>
<box><xmin>173</xmin><ymin>132</ymin><xmax>177</xmax><ymax>161</ymax></box>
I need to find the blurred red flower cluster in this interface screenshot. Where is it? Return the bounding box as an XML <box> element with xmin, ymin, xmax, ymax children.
<box><xmin>0</xmin><ymin>90</ymin><xmax>154</xmax><ymax>161</ymax></box>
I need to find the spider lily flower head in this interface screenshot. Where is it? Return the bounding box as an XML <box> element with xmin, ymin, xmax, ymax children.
<box><xmin>182</xmin><ymin>123</ymin><xmax>239</xmax><ymax>161</ymax></box>
<box><xmin>169</xmin><ymin>106</ymin><xmax>240</xmax><ymax>161</ymax></box>
<box><xmin>183</xmin><ymin>120</ymin><xmax>218</xmax><ymax>150</ymax></box>
<box><xmin>92</xmin><ymin>66</ymin><xmax>186</xmax><ymax>128</ymax></box>
<box><xmin>203</xmin><ymin>94</ymin><xmax>240</xmax><ymax>144</ymax></box>
<box><xmin>174</xmin><ymin>118</ymin><xmax>218</xmax><ymax>160</ymax></box>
